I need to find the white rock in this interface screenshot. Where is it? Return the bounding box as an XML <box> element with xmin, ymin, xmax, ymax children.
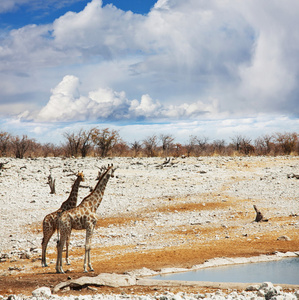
<box><xmin>260</xmin><ymin>282</ymin><xmax>275</xmax><ymax>291</ymax></box>
<box><xmin>277</xmin><ymin>235</ymin><xmax>291</xmax><ymax>241</ymax></box>
<box><xmin>32</xmin><ymin>286</ymin><xmax>51</xmax><ymax>298</ymax></box>
<box><xmin>245</xmin><ymin>284</ymin><xmax>260</xmax><ymax>291</ymax></box>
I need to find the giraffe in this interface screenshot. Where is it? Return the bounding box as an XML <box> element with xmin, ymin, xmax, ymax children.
<box><xmin>41</xmin><ymin>171</ymin><xmax>84</xmax><ymax>267</ymax></box>
<box><xmin>56</xmin><ymin>164</ymin><xmax>115</xmax><ymax>273</ymax></box>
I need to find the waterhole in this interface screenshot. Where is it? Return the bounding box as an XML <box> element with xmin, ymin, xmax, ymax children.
<box><xmin>153</xmin><ymin>257</ymin><xmax>299</xmax><ymax>284</ymax></box>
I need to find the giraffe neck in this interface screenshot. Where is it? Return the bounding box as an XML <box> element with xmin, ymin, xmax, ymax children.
<box><xmin>81</xmin><ymin>169</ymin><xmax>111</xmax><ymax>212</ymax></box>
<box><xmin>60</xmin><ymin>176</ymin><xmax>81</xmax><ymax>210</ymax></box>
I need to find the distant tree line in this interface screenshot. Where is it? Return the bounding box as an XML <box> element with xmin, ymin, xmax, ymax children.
<box><xmin>0</xmin><ymin>128</ymin><xmax>298</xmax><ymax>158</ymax></box>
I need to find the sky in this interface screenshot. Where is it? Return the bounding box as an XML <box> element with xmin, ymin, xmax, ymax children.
<box><xmin>0</xmin><ymin>0</ymin><xmax>299</xmax><ymax>145</ymax></box>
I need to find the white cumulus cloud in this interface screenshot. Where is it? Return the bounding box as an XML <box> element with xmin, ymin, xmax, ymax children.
<box><xmin>35</xmin><ymin>75</ymin><xmax>218</xmax><ymax>122</ymax></box>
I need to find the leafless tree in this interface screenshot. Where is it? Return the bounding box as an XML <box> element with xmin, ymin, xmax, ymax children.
<box><xmin>272</xmin><ymin>132</ymin><xmax>298</xmax><ymax>155</ymax></box>
<box><xmin>80</xmin><ymin>129</ymin><xmax>95</xmax><ymax>157</ymax></box>
<box><xmin>0</xmin><ymin>131</ymin><xmax>11</xmax><ymax>156</ymax></box>
<box><xmin>185</xmin><ymin>136</ymin><xmax>196</xmax><ymax>157</ymax></box>
<box><xmin>91</xmin><ymin>128</ymin><xmax>121</xmax><ymax>157</ymax></box>
<box><xmin>160</xmin><ymin>134</ymin><xmax>175</xmax><ymax>157</ymax></box>
<box><xmin>131</xmin><ymin>141</ymin><xmax>142</xmax><ymax>157</ymax></box>
<box><xmin>63</xmin><ymin>128</ymin><xmax>95</xmax><ymax>157</ymax></box>
<box><xmin>191</xmin><ymin>135</ymin><xmax>208</xmax><ymax>156</ymax></box>
<box><xmin>40</xmin><ymin>143</ymin><xmax>60</xmax><ymax>157</ymax></box>
<box><xmin>112</xmin><ymin>141</ymin><xmax>130</xmax><ymax>157</ymax></box>
<box><xmin>63</xmin><ymin>131</ymin><xmax>81</xmax><ymax>157</ymax></box>
<box><xmin>173</xmin><ymin>143</ymin><xmax>184</xmax><ymax>157</ymax></box>
<box><xmin>143</xmin><ymin>135</ymin><xmax>158</xmax><ymax>157</ymax></box>
<box><xmin>231</xmin><ymin>135</ymin><xmax>243</xmax><ymax>152</ymax></box>
<box><xmin>231</xmin><ymin>135</ymin><xmax>254</xmax><ymax>155</ymax></box>
<box><xmin>255</xmin><ymin>135</ymin><xmax>273</xmax><ymax>155</ymax></box>
<box><xmin>212</xmin><ymin>139</ymin><xmax>226</xmax><ymax>155</ymax></box>
<box><xmin>11</xmin><ymin>135</ymin><xmax>34</xmax><ymax>158</ymax></box>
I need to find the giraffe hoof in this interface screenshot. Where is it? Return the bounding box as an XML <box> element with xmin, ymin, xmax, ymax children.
<box><xmin>56</xmin><ymin>269</ymin><xmax>65</xmax><ymax>274</ymax></box>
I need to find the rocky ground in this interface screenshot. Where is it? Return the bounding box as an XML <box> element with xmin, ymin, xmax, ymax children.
<box><xmin>0</xmin><ymin>156</ymin><xmax>298</xmax><ymax>299</ymax></box>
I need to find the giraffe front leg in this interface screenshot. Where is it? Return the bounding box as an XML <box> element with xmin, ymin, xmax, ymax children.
<box><xmin>83</xmin><ymin>245</ymin><xmax>94</xmax><ymax>272</ymax></box>
<box><xmin>56</xmin><ymin>238</ymin><xmax>65</xmax><ymax>273</ymax></box>
<box><xmin>84</xmin><ymin>226</ymin><xmax>94</xmax><ymax>272</ymax></box>
<box><xmin>87</xmin><ymin>246</ymin><xmax>94</xmax><ymax>272</ymax></box>
<box><xmin>83</xmin><ymin>244</ymin><xmax>93</xmax><ymax>272</ymax></box>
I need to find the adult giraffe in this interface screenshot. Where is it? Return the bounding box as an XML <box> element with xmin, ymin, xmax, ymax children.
<box><xmin>56</xmin><ymin>165</ymin><xmax>115</xmax><ymax>273</ymax></box>
<box><xmin>41</xmin><ymin>172</ymin><xmax>84</xmax><ymax>267</ymax></box>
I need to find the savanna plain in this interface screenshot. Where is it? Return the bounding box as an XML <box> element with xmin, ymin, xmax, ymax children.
<box><xmin>0</xmin><ymin>156</ymin><xmax>298</xmax><ymax>297</ymax></box>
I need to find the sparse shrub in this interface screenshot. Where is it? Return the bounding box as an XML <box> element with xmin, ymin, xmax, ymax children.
<box><xmin>11</xmin><ymin>135</ymin><xmax>34</xmax><ymax>158</ymax></box>
<box><xmin>91</xmin><ymin>128</ymin><xmax>121</xmax><ymax>157</ymax></box>
<box><xmin>0</xmin><ymin>131</ymin><xmax>11</xmax><ymax>156</ymax></box>
<box><xmin>131</xmin><ymin>141</ymin><xmax>142</xmax><ymax>157</ymax></box>
<box><xmin>231</xmin><ymin>135</ymin><xmax>255</xmax><ymax>155</ymax></box>
<box><xmin>254</xmin><ymin>135</ymin><xmax>274</xmax><ymax>155</ymax></box>
<box><xmin>211</xmin><ymin>139</ymin><xmax>226</xmax><ymax>156</ymax></box>
<box><xmin>0</xmin><ymin>128</ymin><xmax>298</xmax><ymax>158</ymax></box>
<box><xmin>63</xmin><ymin>128</ymin><xmax>95</xmax><ymax>157</ymax></box>
<box><xmin>272</xmin><ymin>132</ymin><xmax>298</xmax><ymax>155</ymax></box>
<box><xmin>160</xmin><ymin>134</ymin><xmax>175</xmax><ymax>157</ymax></box>
<box><xmin>143</xmin><ymin>135</ymin><xmax>158</xmax><ymax>157</ymax></box>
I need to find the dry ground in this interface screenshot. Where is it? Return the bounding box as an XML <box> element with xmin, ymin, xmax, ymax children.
<box><xmin>1</xmin><ymin>199</ymin><xmax>298</xmax><ymax>296</ymax></box>
<box><xmin>0</xmin><ymin>156</ymin><xmax>298</xmax><ymax>297</ymax></box>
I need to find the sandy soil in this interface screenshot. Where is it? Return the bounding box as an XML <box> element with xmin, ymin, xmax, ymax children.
<box><xmin>0</xmin><ymin>156</ymin><xmax>298</xmax><ymax>297</ymax></box>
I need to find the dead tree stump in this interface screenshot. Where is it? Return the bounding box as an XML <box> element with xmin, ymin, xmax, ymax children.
<box><xmin>253</xmin><ymin>205</ymin><xmax>268</xmax><ymax>222</ymax></box>
<box><xmin>0</xmin><ymin>162</ymin><xmax>9</xmax><ymax>170</ymax></box>
<box><xmin>47</xmin><ymin>174</ymin><xmax>56</xmax><ymax>194</ymax></box>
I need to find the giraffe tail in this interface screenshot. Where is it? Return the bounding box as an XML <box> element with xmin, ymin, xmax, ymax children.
<box><xmin>56</xmin><ymin>211</ymin><xmax>62</xmax><ymax>245</ymax></box>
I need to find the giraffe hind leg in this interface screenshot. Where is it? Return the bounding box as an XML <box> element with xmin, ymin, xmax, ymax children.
<box><xmin>56</xmin><ymin>236</ymin><xmax>66</xmax><ymax>274</ymax></box>
<box><xmin>41</xmin><ymin>224</ymin><xmax>55</xmax><ymax>267</ymax></box>
<box><xmin>65</xmin><ymin>233</ymin><xmax>71</xmax><ymax>265</ymax></box>
<box><xmin>56</xmin><ymin>227</ymin><xmax>69</xmax><ymax>273</ymax></box>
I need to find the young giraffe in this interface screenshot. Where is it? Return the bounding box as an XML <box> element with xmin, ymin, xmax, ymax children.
<box><xmin>56</xmin><ymin>164</ymin><xmax>115</xmax><ymax>273</ymax></box>
<box><xmin>41</xmin><ymin>172</ymin><xmax>84</xmax><ymax>267</ymax></box>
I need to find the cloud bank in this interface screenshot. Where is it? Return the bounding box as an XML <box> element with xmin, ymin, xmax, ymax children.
<box><xmin>0</xmin><ymin>0</ymin><xmax>299</xmax><ymax>143</ymax></box>
<box><xmin>35</xmin><ymin>75</ymin><xmax>218</xmax><ymax>122</ymax></box>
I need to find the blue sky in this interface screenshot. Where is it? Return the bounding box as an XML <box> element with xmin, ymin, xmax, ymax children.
<box><xmin>0</xmin><ymin>0</ymin><xmax>299</xmax><ymax>145</ymax></box>
<box><xmin>0</xmin><ymin>1</ymin><xmax>157</xmax><ymax>29</ymax></box>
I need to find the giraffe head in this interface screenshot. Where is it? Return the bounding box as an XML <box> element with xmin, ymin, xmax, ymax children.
<box><xmin>106</xmin><ymin>164</ymin><xmax>116</xmax><ymax>178</ymax></box>
<box><xmin>77</xmin><ymin>171</ymin><xmax>85</xmax><ymax>182</ymax></box>
<box><xmin>96</xmin><ymin>164</ymin><xmax>115</xmax><ymax>180</ymax></box>
<box><xmin>108</xmin><ymin>164</ymin><xmax>115</xmax><ymax>176</ymax></box>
